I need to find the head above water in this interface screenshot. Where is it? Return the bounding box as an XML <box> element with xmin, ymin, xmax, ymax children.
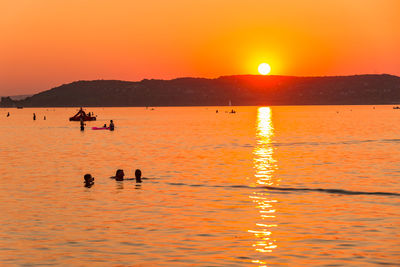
<box><xmin>84</xmin><ymin>173</ymin><xmax>94</xmax><ymax>183</ymax></box>
<box><xmin>135</xmin><ymin>169</ymin><xmax>142</xmax><ymax>182</ymax></box>
<box><xmin>115</xmin><ymin>169</ymin><xmax>124</xmax><ymax>180</ymax></box>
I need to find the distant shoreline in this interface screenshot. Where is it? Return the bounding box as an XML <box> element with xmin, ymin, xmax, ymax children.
<box><xmin>1</xmin><ymin>104</ymin><xmax>398</xmax><ymax>108</ymax></box>
<box><xmin>1</xmin><ymin>74</ymin><xmax>400</xmax><ymax>107</ymax></box>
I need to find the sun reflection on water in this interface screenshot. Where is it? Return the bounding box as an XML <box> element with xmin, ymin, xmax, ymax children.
<box><xmin>249</xmin><ymin>107</ymin><xmax>278</xmax><ymax>265</ymax></box>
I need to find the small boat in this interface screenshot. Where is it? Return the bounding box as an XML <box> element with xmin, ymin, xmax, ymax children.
<box><xmin>393</xmin><ymin>106</ymin><xmax>400</xmax><ymax>109</ymax></box>
<box><xmin>70</xmin><ymin>116</ymin><xmax>96</xmax><ymax>121</ymax></box>
<box><xmin>69</xmin><ymin>108</ymin><xmax>96</xmax><ymax>121</ymax></box>
<box><xmin>16</xmin><ymin>106</ymin><xmax>23</xmax><ymax>109</ymax></box>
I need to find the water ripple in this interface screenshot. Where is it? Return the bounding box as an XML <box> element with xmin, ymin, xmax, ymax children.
<box><xmin>164</xmin><ymin>182</ymin><xmax>399</xmax><ymax>196</ymax></box>
<box><xmin>272</xmin><ymin>138</ymin><xmax>400</xmax><ymax>147</ymax></box>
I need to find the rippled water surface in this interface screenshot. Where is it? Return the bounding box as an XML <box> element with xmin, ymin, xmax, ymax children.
<box><xmin>0</xmin><ymin>106</ymin><xmax>399</xmax><ymax>266</ymax></box>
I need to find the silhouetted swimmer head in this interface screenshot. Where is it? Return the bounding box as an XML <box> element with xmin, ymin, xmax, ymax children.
<box><xmin>135</xmin><ymin>169</ymin><xmax>142</xmax><ymax>183</ymax></box>
<box><xmin>115</xmin><ymin>169</ymin><xmax>124</xmax><ymax>181</ymax></box>
<box><xmin>84</xmin><ymin>173</ymin><xmax>94</xmax><ymax>187</ymax></box>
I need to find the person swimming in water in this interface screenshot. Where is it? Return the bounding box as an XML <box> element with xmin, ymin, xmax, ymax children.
<box><xmin>84</xmin><ymin>173</ymin><xmax>94</xmax><ymax>187</ymax></box>
<box><xmin>135</xmin><ymin>169</ymin><xmax>142</xmax><ymax>183</ymax></box>
<box><xmin>110</xmin><ymin>169</ymin><xmax>125</xmax><ymax>181</ymax></box>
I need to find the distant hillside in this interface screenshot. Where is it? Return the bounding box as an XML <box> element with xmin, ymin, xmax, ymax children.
<box><xmin>9</xmin><ymin>94</ymin><xmax>33</xmax><ymax>100</ymax></box>
<box><xmin>1</xmin><ymin>74</ymin><xmax>400</xmax><ymax>107</ymax></box>
<box><xmin>0</xmin><ymin>94</ymin><xmax>32</xmax><ymax>104</ymax></box>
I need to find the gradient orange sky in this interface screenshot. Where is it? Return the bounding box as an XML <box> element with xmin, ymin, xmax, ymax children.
<box><xmin>1</xmin><ymin>0</ymin><xmax>399</xmax><ymax>95</ymax></box>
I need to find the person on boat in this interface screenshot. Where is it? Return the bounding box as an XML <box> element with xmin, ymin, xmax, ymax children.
<box><xmin>84</xmin><ymin>174</ymin><xmax>95</xmax><ymax>187</ymax></box>
<box><xmin>103</xmin><ymin>124</ymin><xmax>107</xmax><ymax>128</ymax></box>
<box><xmin>135</xmin><ymin>169</ymin><xmax>142</xmax><ymax>183</ymax></box>
<box><xmin>109</xmin><ymin>120</ymin><xmax>115</xmax><ymax>131</ymax></box>
<box><xmin>110</xmin><ymin>169</ymin><xmax>125</xmax><ymax>181</ymax></box>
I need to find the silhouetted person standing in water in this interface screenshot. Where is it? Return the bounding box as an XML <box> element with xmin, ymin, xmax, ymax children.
<box><xmin>33</xmin><ymin>113</ymin><xmax>36</xmax><ymax>120</ymax></box>
<box><xmin>80</xmin><ymin>118</ymin><xmax>85</xmax><ymax>131</ymax></box>
<box><xmin>7</xmin><ymin>112</ymin><xmax>10</xmax><ymax>117</ymax></box>
<box><xmin>135</xmin><ymin>169</ymin><xmax>142</xmax><ymax>183</ymax></box>
<box><xmin>109</xmin><ymin>120</ymin><xmax>114</xmax><ymax>131</ymax></box>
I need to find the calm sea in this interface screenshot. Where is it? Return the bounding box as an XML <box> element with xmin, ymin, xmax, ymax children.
<box><xmin>0</xmin><ymin>106</ymin><xmax>399</xmax><ymax>266</ymax></box>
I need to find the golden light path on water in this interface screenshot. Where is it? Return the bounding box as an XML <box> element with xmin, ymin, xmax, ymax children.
<box><xmin>250</xmin><ymin>107</ymin><xmax>278</xmax><ymax>266</ymax></box>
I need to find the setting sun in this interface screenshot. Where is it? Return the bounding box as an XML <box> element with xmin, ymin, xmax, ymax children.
<box><xmin>258</xmin><ymin>63</ymin><xmax>271</xmax><ymax>75</ymax></box>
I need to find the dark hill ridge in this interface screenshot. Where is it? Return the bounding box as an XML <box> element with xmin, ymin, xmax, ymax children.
<box><xmin>2</xmin><ymin>74</ymin><xmax>400</xmax><ymax>107</ymax></box>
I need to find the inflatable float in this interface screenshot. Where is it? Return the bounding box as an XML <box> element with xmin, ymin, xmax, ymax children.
<box><xmin>92</xmin><ymin>127</ymin><xmax>110</xmax><ymax>130</ymax></box>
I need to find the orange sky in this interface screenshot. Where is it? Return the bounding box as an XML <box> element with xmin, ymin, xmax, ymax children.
<box><xmin>1</xmin><ymin>0</ymin><xmax>399</xmax><ymax>95</ymax></box>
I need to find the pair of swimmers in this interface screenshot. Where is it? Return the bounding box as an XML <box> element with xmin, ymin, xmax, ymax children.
<box><xmin>111</xmin><ymin>169</ymin><xmax>142</xmax><ymax>182</ymax></box>
<box><xmin>101</xmin><ymin>120</ymin><xmax>114</xmax><ymax>130</ymax></box>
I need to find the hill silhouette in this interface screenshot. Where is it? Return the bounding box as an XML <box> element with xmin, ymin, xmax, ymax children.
<box><xmin>2</xmin><ymin>74</ymin><xmax>400</xmax><ymax>107</ymax></box>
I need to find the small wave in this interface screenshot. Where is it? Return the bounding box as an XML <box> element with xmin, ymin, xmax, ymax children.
<box><xmin>165</xmin><ymin>182</ymin><xmax>399</xmax><ymax>196</ymax></box>
<box><xmin>262</xmin><ymin>186</ymin><xmax>400</xmax><ymax>196</ymax></box>
<box><xmin>272</xmin><ymin>138</ymin><xmax>400</xmax><ymax>147</ymax></box>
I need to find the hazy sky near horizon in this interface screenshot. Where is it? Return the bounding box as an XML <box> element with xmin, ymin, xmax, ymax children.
<box><xmin>1</xmin><ymin>0</ymin><xmax>399</xmax><ymax>95</ymax></box>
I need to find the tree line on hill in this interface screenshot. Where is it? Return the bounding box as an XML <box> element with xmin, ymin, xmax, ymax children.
<box><xmin>1</xmin><ymin>74</ymin><xmax>400</xmax><ymax>107</ymax></box>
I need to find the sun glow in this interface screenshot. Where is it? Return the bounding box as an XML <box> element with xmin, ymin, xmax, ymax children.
<box><xmin>258</xmin><ymin>63</ymin><xmax>271</xmax><ymax>75</ymax></box>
